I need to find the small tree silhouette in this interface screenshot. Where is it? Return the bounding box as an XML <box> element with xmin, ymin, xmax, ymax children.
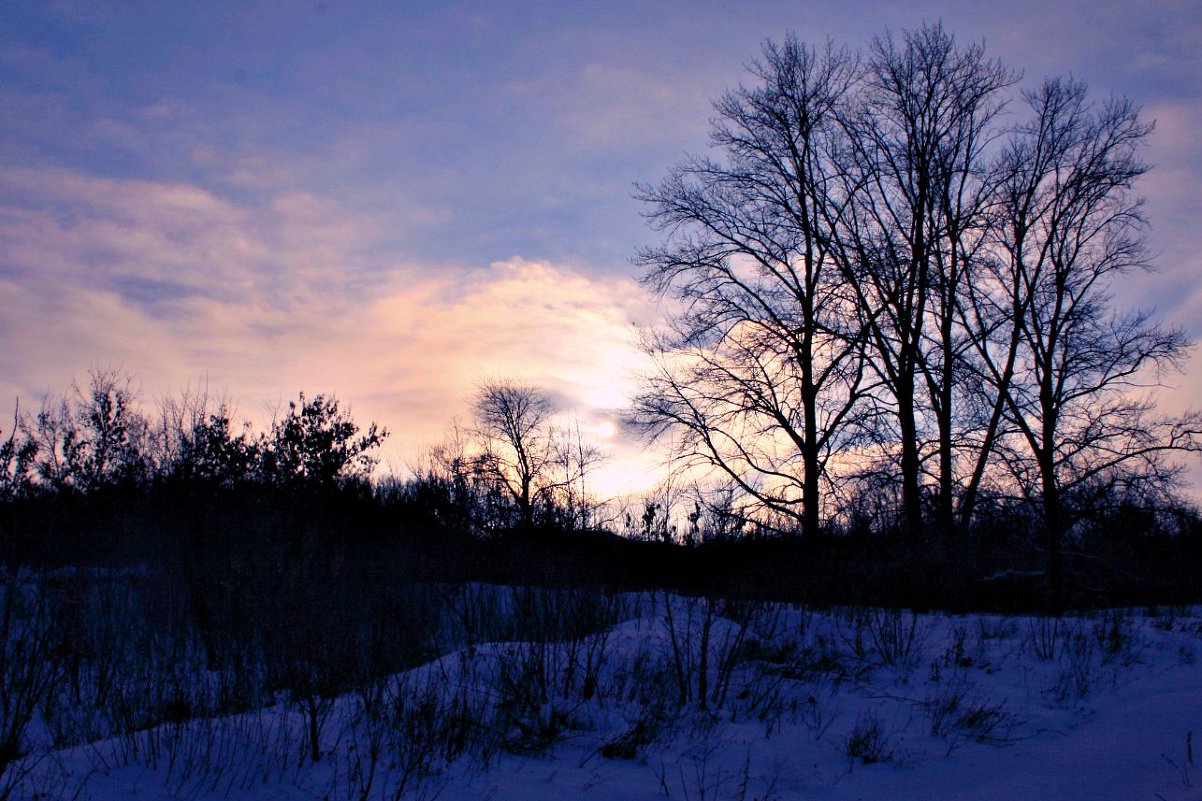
<box><xmin>260</xmin><ymin>393</ymin><xmax>386</xmax><ymax>488</ymax></box>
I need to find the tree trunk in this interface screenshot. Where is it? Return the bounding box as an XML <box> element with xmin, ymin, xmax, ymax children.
<box><xmin>801</xmin><ymin>335</ymin><xmax>821</xmax><ymax>538</ymax></box>
<box><xmin>1040</xmin><ymin>450</ymin><xmax>1065</xmax><ymax>615</ymax></box>
<box><xmin>896</xmin><ymin>377</ymin><xmax>924</xmax><ymax>535</ymax></box>
<box><xmin>936</xmin><ymin>298</ymin><xmax>956</xmax><ymax>534</ymax></box>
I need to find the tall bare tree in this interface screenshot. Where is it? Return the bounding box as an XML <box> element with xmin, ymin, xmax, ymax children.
<box><xmin>983</xmin><ymin>78</ymin><xmax>1200</xmax><ymax>609</ymax></box>
<box><xmin>837</xmin><ymin>24</ymin><xmax>1014</xmax><ymax>533</ymax></box>
<box><xmin>634</xmin><ymin>38</ymin><xmax>869</xmax><ymax>536</ymax></box>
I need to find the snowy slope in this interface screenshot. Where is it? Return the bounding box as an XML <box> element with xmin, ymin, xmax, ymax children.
<box><xmin>12</xmin><ymin>597</ymin><xmax>1202</xmax><ymax>801</ymax></box>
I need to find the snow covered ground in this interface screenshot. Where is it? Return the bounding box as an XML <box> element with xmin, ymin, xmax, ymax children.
<box><xmin>11</xmin><ymin>595</ymin><xmax>1202</xmax><ymax>801</ymax></box>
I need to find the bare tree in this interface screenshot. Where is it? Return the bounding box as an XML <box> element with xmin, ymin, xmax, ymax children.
<box><xmin>472</xmin><ymin>379</ymin><xmax>557</xmax><ymax>529</ymax></box>
<box><xmin>407</xmin><ymin>420</ymin><xmax>482</xmax><ymax>534</ymax></box>
<box><xmin>472</xmin><ymin>380</ymin><xmax>603</xmax><ymax>531</ymax></box>
<box><xmin>634</xmin><ymin>38</ymin><xmax>870</xmax><ymax>536</ymax></box>
<box><xmin>546</xmin><ymin>420</ymin><xmax>605</xmax><ymax>530</ymax></box>
<box><xmin>22</xmin><ymin>368</ymin><xmax>149</xmax><ymax>493</ymax></box>
<box><xmin>0</xmin><ymin>401</ymin><xmax>36</xmax><ymax>501</ymax></box>
<box><xmin>837</xmin><ymin>23</ymin><xmax>1014</xmax><ymax>533</ymax></box>
<box><xmin>982</xmin><ymin>78</ymin><xmax>1201</xmax><ymax>609</ymax></box>
<box><xmin>153</xmin><ymin>386</ymin><xmax>259</xmax><ymax>487</ymax></box>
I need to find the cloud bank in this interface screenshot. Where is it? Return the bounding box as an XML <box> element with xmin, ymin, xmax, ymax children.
<box><xmin>0</xmin><ymin>166</ymin><xmax>655</xmax><ymax>491</ymax></box>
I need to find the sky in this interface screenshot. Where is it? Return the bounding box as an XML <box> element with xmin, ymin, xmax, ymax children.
<box><xmin>2</xmin><ymin>0</ymin><xmax>1201</xmax><ymax>497</ymax></box>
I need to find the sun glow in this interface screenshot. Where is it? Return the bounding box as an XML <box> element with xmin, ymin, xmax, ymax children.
<box><xmin>593</xmin><ymin>419</ymin><xmax>618</xmax><ymax>440</ymax></box>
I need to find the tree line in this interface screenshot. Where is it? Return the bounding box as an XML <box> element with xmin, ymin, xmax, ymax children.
<box><xmin>631</xmin><ymin>23</ymin><xmax>1201</xmax><ymax>606</ymax></box>
<box><xmin>0</xmin><ymin>368</ymin><xmax>384</xmax><ymax>499</ymax></box>
<box><xmin>0</xmin><ymin>370</ymin><xmax>608</xmax><ymax>546</ymax></box>
<box><xmin>3</xmin><ymin>357</ymin><xmax>1195</xmax><ymax>611</ymax></box>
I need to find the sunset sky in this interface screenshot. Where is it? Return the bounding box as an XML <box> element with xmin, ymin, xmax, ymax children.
<box><xmin>2</xmin><ymin>1</ymin><xmax>1200</xmax><ymax>496</ymax></box>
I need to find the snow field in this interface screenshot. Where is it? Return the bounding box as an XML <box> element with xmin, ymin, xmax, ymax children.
<box><xmin>5</xmin><ymin>583</ymin><xmax>1202</xmax><ymax>800</ymax></box>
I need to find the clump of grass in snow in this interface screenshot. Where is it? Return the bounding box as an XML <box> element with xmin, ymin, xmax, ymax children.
<box><xmin>844</xmin><ymin>712</ymin><xmax>893</xmax><ymax>766</ymax></box>
<box><xmin>838</xmin><ymin>607</ymin><xmax>924</xmax><ymax>667</ymax></box>
<box><xmin>924</xmin><ymin>678</ymin><xmax>1021</xmax><ymax>754</ymax></box>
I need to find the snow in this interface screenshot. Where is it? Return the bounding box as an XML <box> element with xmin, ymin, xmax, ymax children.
<box><xmin>10</xmin><ymin>596</ymin><xmax>1202</xmax><ymax>801</ymax></box>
